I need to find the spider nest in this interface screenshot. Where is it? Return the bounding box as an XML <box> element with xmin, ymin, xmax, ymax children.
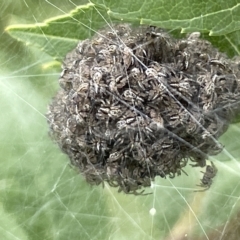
<box><xmin>47</xmin><ymin>24</ymin><xmax>240</xmax><ymax>194</ymax></box>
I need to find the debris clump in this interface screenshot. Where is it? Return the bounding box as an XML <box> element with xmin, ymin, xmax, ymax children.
<box><xmin>47</xmin><ymin>24</ymin><xmax>240</xmax><ymax>194</ymax></box>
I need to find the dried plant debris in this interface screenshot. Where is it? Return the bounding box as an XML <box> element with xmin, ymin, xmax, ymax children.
<box><xmin>47</xmin><ymin>24</ymin><xmax>240</xmax><ymax>194</ymax></box>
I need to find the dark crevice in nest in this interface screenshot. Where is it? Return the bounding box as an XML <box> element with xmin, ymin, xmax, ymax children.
<box><xmin>47</xmin><ymin>24</ymin><xmax>240</xmax><ymax>195</ymax></box>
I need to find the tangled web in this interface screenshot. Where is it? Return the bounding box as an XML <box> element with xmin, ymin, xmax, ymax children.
<box><xmin>47</xmin><ymin>24</ymin><xmax>240</xmax><ymax>194</ymax></box>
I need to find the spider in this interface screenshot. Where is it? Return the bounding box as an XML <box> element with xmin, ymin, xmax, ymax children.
<box><xmin>195</xmin><ymin>161</ymin><xmax>218</xmax><ymax>192</ymax></box>
<box><xmin>117</xmin><ymin>177</ymin><xmax>151</xmax><ymax>196</ymax></box>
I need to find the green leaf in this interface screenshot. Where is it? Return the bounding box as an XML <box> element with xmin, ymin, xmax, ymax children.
<box><xmin>92</xmin><ymin>0</ymin><xmax>240</xmax><ymax>36</ymax></box>
<box><xmin>6</xmin><ymin>0</ymin><xmax>240</xmax><ymax>60</ymax></box>
<box><xmin>6</xmin><ymin>3</ymin><xmax>111</xmax><ymax>61</ymax></box>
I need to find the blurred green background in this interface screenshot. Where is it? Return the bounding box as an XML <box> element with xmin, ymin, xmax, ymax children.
<box><xmin>1</xmin><ymin>1</ymin><xmax>240</xmax><ymax>240</ymax></box>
